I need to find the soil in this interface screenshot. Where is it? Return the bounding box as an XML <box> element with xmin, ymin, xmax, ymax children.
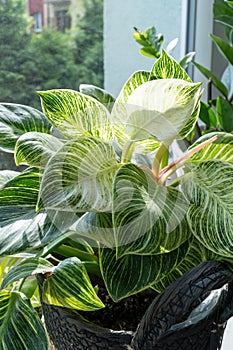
<box><xmin>79</xmin><ymin>275</ymin><xmax>158</xmax><ymax>331</ymax></box>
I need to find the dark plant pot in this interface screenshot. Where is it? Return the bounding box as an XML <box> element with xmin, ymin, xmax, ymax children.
<box><xmin>38</xmin><ymin>261</ymin><xmax>233</xmax><ymax>350</ymax></box>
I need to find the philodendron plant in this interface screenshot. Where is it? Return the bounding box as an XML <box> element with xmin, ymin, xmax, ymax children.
<box><xmin>0</xmin><ymin>50</ymin><xmax>233</xmax><ymax>349</ymax></box>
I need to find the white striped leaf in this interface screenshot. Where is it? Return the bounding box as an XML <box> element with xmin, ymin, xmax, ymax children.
<box><xmin>115</xmin><ymin>79</ymin><xmax>201</xmax><ymax>144</ymax></box>
<box><xmin>0</xmin><ymin>290</ymin><xmax>49</xmax><ymax>350</ymax></box>
<box><xmin>79</xmin><ymin>84</ymin><xmax>115</xmax><ymax>112</ymax></box>
<box><xmin>150</xmin><ymin>50</ymin><xmax>202</xmax><ymax>139</ymax></box>
<box><xmin>99</xmin><ymin>241</ymin><xmax>189</xmax><ymax>302</ymax></box>
<box><xmin>71</xmin><ymin>212</ymin><xmax>115</xmax><ymax>248</ymax></box>
<box><xmin>111</xmin><ymin>70</ymin><xmax>157</xmax><ymax>152</ymax></box>
<box><xmin>0</xmin><ymin>103</ymin><xmax>52</xmax><ymax>153</ymax></box>
<box><xmin>181</xmin><ymin>160</ymin><xmax>233</xmax><ymax>257</ymax></box>
<box><xmin>0</xmin><ymin>169</ymin><xmax>61</xmax><ymax>256</ymax></box>
<box><xmin>1</xmin><ymin>258</ymin><xmax>54</xmax><ymax>289</ymax></box>
<box><xmin>188</xmin><ymin>132</ymin><xmax>233</xmax><ymax>163</ymax></box>
<box><xmin>39</xmin><ymin>137</ymin><xmax>120</xmax><ymax>212</ymax></box>
<box><xmin>113</xmin><ymin>164</ymin><xmax>190</xmax><ymax>257</ymax></box>
<box><xmin>150</xmin><ymin>50</ymin><xmax>192</xmax><ymax>81</ymax></box>
<box><xmin>38</xmin><ymin>89</ymin><xmax>113</xmax><ymax>142</ymax></box>
<box><xmin>15</xmin><ymin>131</ymin><xmax>64</xmax><ymax>167</ymax></box>
<box><xmin>153</xmin><ymin>237</ymin><xmax>233</xmax><ymax>292</ymax></box>
<box><xmin>42</xmin><ymin>257</ymin><xmax>104</xmax><ymax>311</ymax></box>
<box><xmin>116</xmin><ymin>71</ymin><xmax>150</xmax><ymax>104</ymax></box>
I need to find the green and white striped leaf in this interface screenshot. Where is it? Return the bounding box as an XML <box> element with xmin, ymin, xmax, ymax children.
<box><xmin>111</xmin><ymin>71</ymin><xmax>152</xmax><ymax>149</ymax></box>
<box><xmin>38</xmin><ymin>89</ymin><xmax>113</xmax><ymax>142</ymax></box>
<box><xmin>150</xmin><ymin>50</ymin><xmax>192</xmax><ymax>81</ymax></box>
<box><xmin>121</xmin><ymin>79</ymin><xmax>201</xmax><ymax>143</ymax></box>
<box><xmin>188</xmin><ymin>132</ymin><xmax>233</xmax><ymax>163</ymax></box>
<box><xmin>0</xmin><ymin>103</ymin><xmax>52</xmax><ymax>153</ymax></box>
<box><xmin>153</xmin><ymin>237</ymin><xmax>233</xmax><ymax>292</ymax></box>
<box><xmin>42</xmin><ymin>257</ymin><xmax>104</xmax><ymax>311</ymax></box>
<box><xmin>0</xmin><ymin>290</ymin><xmax>49</xmax><ymax>350</ymax></box>
<box><xmin>113</xmin><ymin>164</ymin><xmax>190</xmax><ymax>257</ymax></box>
<box><xmin>181</xmin><ymin>160</ymin><xmax>233</xmax><ymax>257</ymax></box>
<box><xmin>72</xmin><ymin>212</ymin><xmax>115</xmax><ymax>248</ymax></box>
<box><xmin>0</xmin><ymin>169</ymin><xmax>61</xmax><ymax>256</ymax></box>
<box><xmin>0</xmin><ymin>170</ymin><xmax>20</xmax><ymax>187</ymax></box>
<box><xmin>79</xmin><ymin>84</ymin><xmax>115</xmax><ymax>112</ymax></box>
<box><xmin>39</xmin><ymin>137</ymin><xmax>120</xmax><ymax>212</ymax></box>
<box><xmin>15</xmin><ymin>131</ymin><xmax>64</xmax><ymax>167</ymax></box>
<box><xmin>116</xmin><ymin>71</ymin><xmax>150</xmax><ymax>104</ymax></box>
<box><xmin>1</xmin><ymin>258</ymin><xmax>54</xmax><ymax>289</ymax></box>
<box><xmin>100</xmin><ymin>241</ymin><xmax>189</xmax><ymax>302</ymax></box>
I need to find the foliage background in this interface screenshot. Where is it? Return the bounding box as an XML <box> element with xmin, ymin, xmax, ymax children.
<box><xmin>0</xmin><ymin>0</ymin><xmax>103</xmax><ymax>169</ymax></box>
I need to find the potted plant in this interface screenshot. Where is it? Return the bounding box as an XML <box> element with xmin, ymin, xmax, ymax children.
<box><xmin>0</xmin><ymin>51</ymin><xmax>233</xmax><ymax>350</ymax></box>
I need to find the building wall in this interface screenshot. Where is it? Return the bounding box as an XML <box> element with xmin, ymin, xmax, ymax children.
<box><xmin>104</xmin><ymin>0</ymin><xmax>183</xmax><ymax>96</ymax></box>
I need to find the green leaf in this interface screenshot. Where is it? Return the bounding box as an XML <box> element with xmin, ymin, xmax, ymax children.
<box><xmin>15</xmin><ymin>131</ymin><xmax>64</xmax><ymax>168</ymax></box>
<box><xmin>199</xmin><ymin>101</ymin><xmax>218</xmax><ymax>128</ymax></box>
<box><xmin>100</xmin><ymin>241</ymin><xmax>190</xmax><ymax>301</ymax></box>
<box><xmin>0</xmin><ymin>290</ymin><xmax>49</xmax><ymax>350</ymax></box>
<box><xmin>188</xmin><ymin>132</ymin><xmax>233</xmax><ymax>163</ymax></box>
<box><xmin>1</xmin><ymin>258</ymin><xmax>54</xmax><ymax>289</ymax></box>
<box><xmin>0</xmin><ymin>169</ymin><xmax>61</xmax><ymax>256</ymax></box>
<box><xmin>0</xmin><ymin>103</ymin><xmax>52</xmax><ymax>153</ymax></box>
<box><xmin>38</xmin><ymin>89</ymin><xmax>113</xmax><ymax>142</ymax></box>
<box><xmin>215</xmin><ymin>15</ymin><xmax>233</xmax><ymax>28</ymax></box>
<box><xmin>140</xmin><ymin>47</ymin><xmax>159</xmax><ymax>59</ymax></box>
<box><xmin>179</xmin><ymin>51</ymin><xmax>196</xmax><ymax>70</ymax></box>
<box><xmin>216</xmin><ymin>96</ymin><xmax>233</xmax><ymax>132</ymax></box>
<box><xmin>79</xmin><ymin>84</ymin><xmax>115</xmax><ymax>112</ymax></box>
<box><xmin>42</xmin><ymin>257</ymin><xmax>104</xmax><ymax>311</ymax></box>
<box><xmin>193</xmin><ymin>61</ymin><xmax>228</xmax><ymax>97</ymax></box>
<box><xmin>39</xmin><ymin>137</ymin><xmax>120</xmax><ymax>212</ymax></box>
<box><xmin>181</xmin><ymin>160</ymin><xmax>233</xmax><ymax>258</ymax></box>
<box><xmin>151</xmin><ymin>50</ymin><xmax>192</xmax><ymax>81</ymax></box>
<box><xmin>221</xmin><ymin>64</ymin><xmax>233</xmax><ymax>101</ymax></box>
<box><xmin>123</xmin><ymin>79</ymin><xmax>201</xmax><ymax>143</ymax></box>
<box><xmin>113</xmin><ymin>164</ymin><xmax>190</xmax><ymax>257</ymax></box>
<box><xmin>210</xmin><ymin>33</ymin><xmax>233</xmax><ymax>65</ymax></box>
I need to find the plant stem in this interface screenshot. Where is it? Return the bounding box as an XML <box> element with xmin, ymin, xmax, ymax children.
<box><xmin>53</xmin><ymin>245</ymin><xmax>98</xmax><ymax>263</ymax></box>
<box><xmin>152</xmin><ymin>143</ymin><xmax>168</xmax><ymax>177</ymax></box>
<box><xmin>158</xmin><ymin>135</ymin><xmax>219</xmax><ymax>184</ymax></box>
<box><xmin>121</xmin><ymin>140</ymin><xmax>135</xmax><ymax>163</ymax></box>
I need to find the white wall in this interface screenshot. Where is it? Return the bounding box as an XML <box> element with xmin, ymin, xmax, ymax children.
<box><xmin>104</xmin><ymin>0</ymin><xmax>183</xmax><ymax>96</ymax></box>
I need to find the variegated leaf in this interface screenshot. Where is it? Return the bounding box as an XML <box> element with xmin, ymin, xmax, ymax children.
<box><xmin>100</xmin><ymin>241</ymin><xmax>189</xmax><ymax>302</ymax></box>
<box><xmin>0</xmin><ymin>170</ymin><xmax>20</xmax><ymax>188</ymax></box>
<box><xmin>154</xmin><ymin>237</ymin><xmax>233</xmax><ymax>292</ymax></box>
<box><xmin>71</xmin><ymin>212</ymin><xmax>115</xmax><ymax>248</ymax></box>
<box><xmin>181</xmin><ymin>160</ymin><xmax>233</xmax><ymax>258</ymax></box>
<box><xmin>79</xmin><ymin>84</ymin><xmax>115</xmax><ymax>112</ymax></box>
<box><xmin>0</xmin><ymin>103</ymin><xmax>52</xmax><ymax>153</ymax></box>
<box><xmin>15</xmin><ymin>131</ymin><xmax>64</xmax><ymax>168</ymax></box>
<box><xmin>113</xmin><ymin>164</ymin><xmax>190</xmax><ymax>257</ymax></box>
<box><xmin>39</xmin><ymin>137</ymin><xmax>120</xmax><ymax>212</ymax></box>
<box><xmin>0</xmin><ymin>290</ymin><xmax>49</xmax><ymax>350</ymax></box>
<box><xmin>1</xmin><ymin>258</ymin><xmax>54</xmax><ymax>289</ymax></box>
<box><xmin>150</xmin><ymin>50</ymin><xmax>192</xmax><ymax>81</ymax></box>
<box><xmin>120</xmin><ymin>79</ymin><xmax>201</xmax><ymax>143</ymax></box>
<box><xmin>42</xmin><ymin>257</ymin><xmax>104</xmax><ymax>311</ymax></box>
<box><xmin>188</xmin><ymin>132</ymin><xmax>233</xmax><ymax>163</ymax></box>
<box><xmin>0</xmin><ymin>169</ymin><xmax>62</xmax><ymax>256</ymax></box>
<box><xmin>38</xmin><ymin>89</ymin><xmax>113</xmax><ymax>142</ymax></box>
